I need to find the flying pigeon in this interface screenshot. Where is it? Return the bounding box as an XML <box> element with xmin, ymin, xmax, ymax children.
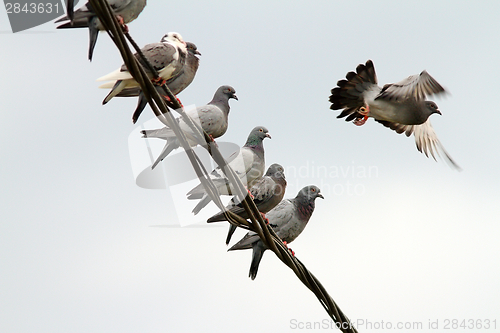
<box><xmin>56</xmin><ymin>0</ymin><xmax>147</xmax><ymax>61</ymax></box>
<box><xmin>329</xmin><ymin>60</ymin><xmax>460</xmax><ymax>169</ymax></box>
<box><xmin>207</xmin><ymin>163</ymin><xmax>287</xmax><ymax>245</ymax></box>
<box><xmin>186</xmin><ymin>126</ymin><xmax>271</xmax><ymax>215</ymax></box>
<box><xmin>116</xmin><ymin>42</ymin><xmax>201</xmax><ymax>123</ymax></box>
<box><xmin>141</xmin><ymin>85</ymin><xmax>238</xmax><ymax>169</ymax></box>
<box><xmin>97</xmin><ymin>32</ymin><xmax>187</xmax><ymax>105</ymax></box>
<box><xmin>229</xmin><ymin>185</ymin><xmax>324</xmax><ymax>280</ymax></box>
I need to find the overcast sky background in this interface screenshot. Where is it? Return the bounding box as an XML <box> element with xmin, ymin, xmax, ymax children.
<box><xmin>1</xmin><ymin>1</ymin><xmax>500</xmax><ymax>332</ymax></box>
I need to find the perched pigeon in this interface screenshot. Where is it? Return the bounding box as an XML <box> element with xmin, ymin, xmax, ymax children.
<box><xmin>229</xmin><ymin>185</ymin><xmax>324</xmax><ymax>280</ymax></box>
<box><xmin>187</xmin><ymin>126</ymin><xmax>271</xmax><ymax>215</ymax></box>
<box><xmin>207</xmin><ymin>163</ymin><xmax>287</xmax><ymax>245</ymax></box>
<box><xmin>97</xmin><ymin>32</ymin><xmax>187</xmax><ymax>105</ymax></box>
<box><xmin>141</xmin><ymin>85</ymin><xmax>238</xmax><ymax>169</ymax></box>
<box><xmin>56</xmin><ymin>0</ymin><xmax>147</xmax><ymax>61</ymax></box>
<box><xmin>329</xmin><ymin>60</ymin><xmax>460</xmax><ymax>169</ymax></box>
<box><xmin>116</xmin><ymin>42</ymin><xmax>201</xmax><ymax>123</ymax></box>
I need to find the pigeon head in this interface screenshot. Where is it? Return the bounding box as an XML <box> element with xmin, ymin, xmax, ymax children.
<box><xmin>266</xmin><ymin>163</ymin><xmax>286</xmax><ymax>180</ymax></box>
<box><xmin>297</xmin><ymin>185</ymin><xmax>324</xmax><ymax>202</ymax></box>
<box><xmin>247</xmin><ymin>126</ymin><xmax>271</xmax><ymax>144</ymax></box>
<box><xmin>161</xmin><ymin>32</ymin><xmax>187</xmax><ymax>50</ymax></box>
<box><xmin>186</xmin><ymin>42</ymin><xmax>201</xmax><ymax>56</ymax></box>
<box><xmin>425</xmin><ymin>101</ymin><xmax>442</xmax><ymax>116</ymax></box>
<box><xmin>218</xmin><ymin>85</ymin><xmax>238</xmax><ymax>101</ymax></box>
<box><xmin>295</xmin><ymin>185</ymin><xmax>323</xmax><ymax>220</ymax></box>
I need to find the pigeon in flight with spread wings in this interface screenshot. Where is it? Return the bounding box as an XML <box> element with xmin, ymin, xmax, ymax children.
<box><xmin>329</xmin><ymin>60</ymin><xmax>460</xmax><ymax>169</ymax></box>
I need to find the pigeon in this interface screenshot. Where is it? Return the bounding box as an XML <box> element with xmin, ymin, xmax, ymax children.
<box><xmin>116</xmin><ymin>42</ymin><xmax>201</xmax><ymax>123</ymax></box>
<box><xmin>141</xmin><ymin>85</ymin><xmax>238</xmax><ymax>169</ymax></box>
<box><xmin>56</xmin><ymin>0</ymin><xmax>147</xmax><ymax>61</ymax></box>
<box><xmin>97</xmin><ymin>32</ymin><xmax>187</xmax><ymax>106</ymax></box>
<box><xmin>329</xmin><ymin>60</ymin><xmax>460</xmax><ymax>169</ymax></box>
<box><xmin>207</xmin><ymin>163</ymin><xmax>287</xmax><ymax>245</ymax></box>
<box><xmin>229</xmin><ymin>185</ymin><xmax>324</xmax><ymax>280</ymax></box>
<box><xmin>187</xmin><ymin>126</ymin><xmax>271</xmax><ymax>215</ymax></box>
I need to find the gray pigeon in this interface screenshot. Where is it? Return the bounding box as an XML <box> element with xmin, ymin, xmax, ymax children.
<box><xmin>187</xmin><ymin>126</ymin><xmax>271</xmax><ymax>215</ymax></box>
<box><xmin>207</xmin><ymin>163</ymin><xmax>287</xmax><ymax>245</ymax></box>
<box><xmin>141</xmin><ymin>85</ymin><xmax>238</xmax><ymax>169</ymax></box>
<box><xmin>56</xmin><ymin>0</ymin><xmax>147</xmax><ymax>61</ymax></box>
<box><xmin>229</xmin><ymin>185</ymin><xmax>324</xmax><ymax>280</ymax></box>
<box><xmin>116</xmin><ymin>42</ymin><xmax>201</xmax><ymax>123</ymax></box>
<box><xmin>329</xmin><ymin>60</ymin><xmax>460</xmax><ymax>169</ymax></box>
<box><xmin>97</xmin><ymin>32</ymin><xmax>187</xmax><ymax>105</ymax></box>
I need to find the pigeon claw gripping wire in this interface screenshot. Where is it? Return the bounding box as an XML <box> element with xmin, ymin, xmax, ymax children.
<box><xmin>115</xmin><ymin>15</ymin><xmax>129</xmax><ymax>33</ymax></box>
<box><xmin>176</xmin><ymin>97</ymin><xmax>184</xmax><ymax>108</ymax></box>
<box><xmin>283</xmin><ymin>241</ymin><xmax>295</xmax><ymax>256</ymax></box>
<box><xmin>161</xmin><ymin>95</ymin><xmax>183</xmax><ymax>109</ymax></box>
<box><xmin>116</xmin><ymin>15</ymin><xmax>124</xmax><ymax>25</ymax></box>
<box><xmin>260</xmin><ymin>212</ymin><xmax>269</xmax><ymax>225</ymax></box>
<box><xmin>152</xmin><ymin>77</ymin><xmax>168</xmax><ymax>86</ymax></box>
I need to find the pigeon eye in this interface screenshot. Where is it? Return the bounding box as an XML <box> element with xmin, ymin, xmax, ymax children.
<box><xmin>259</xmin><ymin>129</ymin><xmax>263</xmax><ymax>132</ymax></box>
<box><xmin>311</xmin><ymin>188</ymin><xmax>316</xmax><ymax>192</ymax></box>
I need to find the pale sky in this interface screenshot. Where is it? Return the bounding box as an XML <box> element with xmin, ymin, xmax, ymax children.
<box><xmin>1</xmin><ymin>1</ymin><xmax>500</xmax><ymax>332</ymax></box>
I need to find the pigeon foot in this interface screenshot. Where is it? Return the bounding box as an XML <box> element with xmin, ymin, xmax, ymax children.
<box><xmin>353</xmin><ymin>106</ymin><xmax>369</xmax><ymax>126</ymax></box>
<box><xmin>283</xmin><ymin>241</ymin><xmax>295</xmax><ymax>256</ymax></box>
<box><xmin>260</xmin><ymin>212</ymin><xmax>269</xmax><ymax>224</ymax></box>
<box><xmin>353</xmin><ymin>115</ymin><xmax>368</xmax><ymax>126</ymax></box>
<box><xmin>115</xmin><ymin>15</ymin><xmax>129</xmax><ymax>33</ymax></box>
<box><xmin>152</xmin><ymin>77</ymin><xmax>167</xmax><ymax>86</ymax></box>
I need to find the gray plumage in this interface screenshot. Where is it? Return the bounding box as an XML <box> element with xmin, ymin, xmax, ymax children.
<box><xmin>56</xmin><ymin>0</ymin><xmax>147</xmax><ymax>61</ymax></box>
<box><xmin>329</xmin><ymin>60</ymin><xmax>460</xmax><ymax>169</ymax></box>
<box><xmin>187</xmin><ymin>126</ymin><xmax>271</xmax><ymax>215</ymax></box>
<box><xmin>141</xmin><ymin>85</ymin><xmax>237</xmax><ymax>169</ymax></box>
<box><xmin>207</xmin><ymin>163</ymin><xmax>287</xmax><ymax>245</ymax></box>
<box><xmin>116</xmin><ymin>42</ymin><xmax>201</xmax><ymax>123</ymax></box>
<box><xmin>97</xmin><ymin>32</ymin><xmax>187</xmax><ymax>106</ymax></box>
<box><xmin>229</xmin><ymin>185</ymin><xmax>324</xmax><ymax>280</ymax></box>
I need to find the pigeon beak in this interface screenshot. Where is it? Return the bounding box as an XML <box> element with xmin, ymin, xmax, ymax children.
<box><xmin>317</xmin><ymin>193</ymin><xmax>324</xmax><ymax>199</ymax></box>
<box><xmin>436</xmin><ymin>110</ymin><xmax>442</xmax><ymax>115</ymax></box>
<box><xmin>195</xmin><ymin>50</ymin><xmax>201</xmax><ymax>56</ymax></box>
<box><xmin>232</xmin><ymin>94</ymin><xmax>238</xmax><ymax>101</ymax></box>
<box><xmin>266</xmin><ymin>133</ymin><xmax>272</xmax><ymax>139</ymax></box>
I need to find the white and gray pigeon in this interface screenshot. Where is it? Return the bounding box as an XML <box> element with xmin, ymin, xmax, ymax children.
<box><xmin>329</xmin><ymin>59</ymin><xmax>460</xmax><ymax>169</ymax></box>
<box><xmin>229</xmin><ymin>185</ymin><xmax>324</xmax><ymax>280</ymax></box>
<box><xmin>141</xmin><ymin>85</ymin><xmax>238</xmax><ymax>169</ymax></box>
<box><xmin>207</xmin><ymin>163</ymin><xmax>287</xmax><ymax>245</ymax></box>
<box><xmin>56</xmin><ymin>0</ymin><xmax>147</xmax><ymax>61</ymax></box>
<box><xmin>116</xmin><ymin>42</ymin><xmax>201</xmax><ymax>123</ymax></box>
<box><xmin>187</xmin><ymin>126</ymin><xmax>271</xmax><ymax>215</ymax></box>
<box><xmin>97</xmin><ymin>32</ymin><xmax>187</xmax><ymax>105</ymax></box>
